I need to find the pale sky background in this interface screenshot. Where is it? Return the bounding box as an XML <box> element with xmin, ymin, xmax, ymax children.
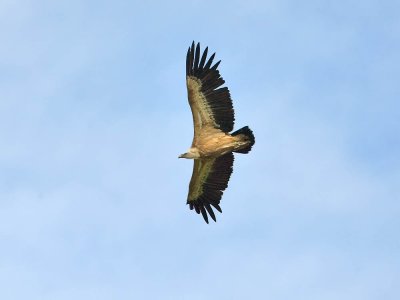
<box><xmin>1</xmin><ymin>0</ymin><xmax>399</xmax><ymax>299</ymax></box>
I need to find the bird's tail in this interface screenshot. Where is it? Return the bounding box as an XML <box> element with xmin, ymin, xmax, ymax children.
<box><xmin>232</xmin><ymin>126</ymin><xmax>255</xmax><ymax>154</ymax></box>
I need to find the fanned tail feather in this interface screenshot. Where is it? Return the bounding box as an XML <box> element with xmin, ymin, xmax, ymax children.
<box><xmin>232</xmin><ymin>126</ymin><xmax>255</xmax><ymax>154</ymax></box>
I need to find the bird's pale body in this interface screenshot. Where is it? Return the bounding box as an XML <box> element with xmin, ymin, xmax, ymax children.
<box><xmin>180</xmin><ymin>128</ymin><xmax>250</xmax><ymax>159</ymax></box>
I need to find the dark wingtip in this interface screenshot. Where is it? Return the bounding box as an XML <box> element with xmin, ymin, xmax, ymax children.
<box><xmin>211</xmin><ymin>60</ymin><xmax>221</xmax><ymax>71</ymax></box>
<box><xmin>203</xmin><ymin>52</ymin><xmax>215</xmax><ymax>70</ymax></box>
<box><xmin>194</xmin><ymin>43</ymin><xmax>201</xmax><ymax>74</ymax></box>
<box><xmin>200</xmin><ymin>206</ymin><xmax>209</xmax><ymax>223</ymax></box>
<box><xmin>205</xmin><ymin>204</ymin><xmax>217</xmax><ymax>222</ymax></box>
<box><xmin>211</xmin><ymin>202</ymin><xmax>222</xmax><ymax>213</ymax></box>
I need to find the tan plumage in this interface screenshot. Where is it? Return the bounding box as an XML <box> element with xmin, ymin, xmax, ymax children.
<box><xmin>179</xmin><ymin>42</ymin><xmax>255</xmax><ymax>223</ymax></box>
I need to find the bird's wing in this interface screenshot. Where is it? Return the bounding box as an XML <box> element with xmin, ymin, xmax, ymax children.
<box><xmin>186</xmin><ymin>42</ymin><xmax>235</xmax><ymax>140</ymax></box>
<box><xmin>187</xmin><ymin>153</ymin><xmax>234</xmax><ymax>223</ymax></box>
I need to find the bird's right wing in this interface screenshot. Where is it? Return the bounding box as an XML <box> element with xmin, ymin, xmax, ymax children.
<box><xmin>187</xmin><ymin>153</ymin><xmax>234</xmax><ymax>223</ymax></box>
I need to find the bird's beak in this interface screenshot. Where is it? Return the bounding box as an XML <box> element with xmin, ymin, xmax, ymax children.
<box><xmin>178</xmin><ymin>153</ymin><xmax>186</xmax><ymax>158</ymax></box>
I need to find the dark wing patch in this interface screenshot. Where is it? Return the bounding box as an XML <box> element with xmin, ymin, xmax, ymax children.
<box><xmin>187</xmin><ymin>153</ymin><xmax>234</xmax><ymax>223</ymax></box>
<box><xmin>186</xmin><ymin>41</ymin><xmax>235</xmax><ymax>133</ymax></box>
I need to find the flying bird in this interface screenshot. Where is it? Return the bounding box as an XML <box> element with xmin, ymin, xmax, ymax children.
<box><xmin>179</xmin><ymin>42</ymin><xmax>255</xmax><ymax>223</ymax></box>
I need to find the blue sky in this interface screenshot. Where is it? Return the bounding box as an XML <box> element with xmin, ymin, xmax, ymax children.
<box><xmin>1</xmin><ymin>0</ymin><xmax>399</xmax><ymax>299</ymax></box>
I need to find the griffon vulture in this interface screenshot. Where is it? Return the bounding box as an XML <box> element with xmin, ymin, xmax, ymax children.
<box><xmin>179</xmin><ymin>42</ymin><xmax>255</xmax><ymax>223</ymax></box>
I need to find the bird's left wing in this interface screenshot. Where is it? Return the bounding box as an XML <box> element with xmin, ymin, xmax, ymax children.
<box><xmin>186</xmin><ymin>42</ymin><xmax>235</xmax><ymax>140</ymax></box>
<box><xmin>187</xmin><ymin>153</ymin><xmax>234</xmax><ymax>223</ymax></box>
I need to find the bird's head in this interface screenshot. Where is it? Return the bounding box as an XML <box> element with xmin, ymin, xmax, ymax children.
<box><xmin>178</xmin><ymin>148</ymin><xmax>200</xmax><ymax>159</ymax></box>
